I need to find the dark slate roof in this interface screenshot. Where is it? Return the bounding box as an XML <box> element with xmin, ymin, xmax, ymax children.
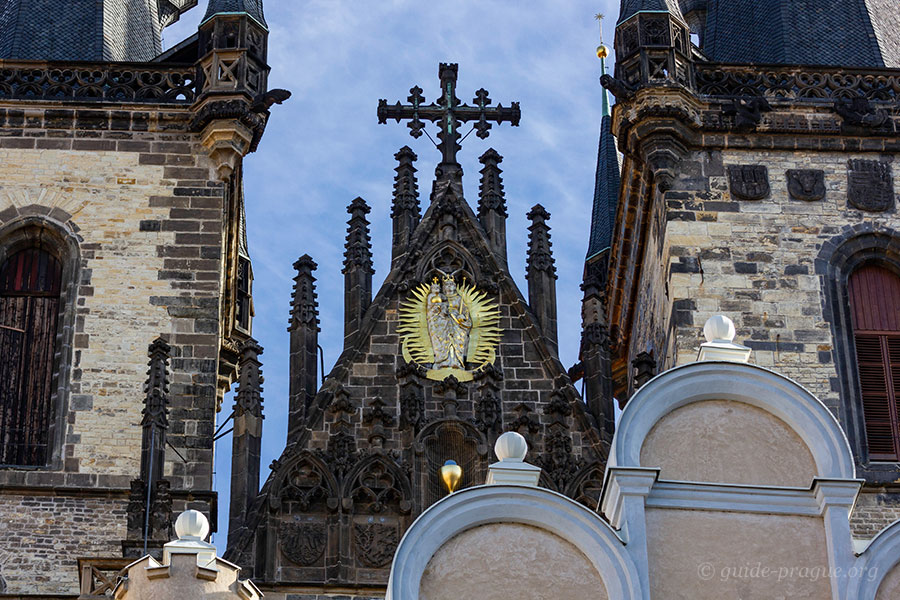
<box><xmin>586</xmin><ymin>68</ymin><xmax>621</xmax><ymax>259</ymax></box>
<box><xmin>702</xmin><ymin>0</ymin><xmax>899</xmax><ymax>67</ymax></box>
<box><xmin>618</xmin><ymin>0</ymin><xmax>684</xmax><ymax>24</ymax></box>
<box><xmin>203</xmin><ymin>0</ymin><xmax>266</xmax><ymax>27</ymax></box>
<box><xmin>0</xmin><ymin>0</ymin><xmax>198</xmax><ymax>62</ymax></box>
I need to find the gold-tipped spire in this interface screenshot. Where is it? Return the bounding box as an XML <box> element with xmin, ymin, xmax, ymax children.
<box><xmin>594</xmin><ymin>12</ymin><xmax>609</xmax><ymax>63</ymax></box>
<box><xmin>440</xmin><ymin>460</ymin><xmax>463</xmax><ymax>494</ymax></box>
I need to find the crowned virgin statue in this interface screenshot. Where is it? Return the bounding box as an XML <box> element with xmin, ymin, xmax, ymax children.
<box><xmin>426</xmin><ymin>273</ymin><xmax>473</xmax><ymax>370</ymax></box>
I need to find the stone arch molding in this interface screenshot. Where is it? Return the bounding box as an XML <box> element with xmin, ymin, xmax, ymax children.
<box><xmin>848</xmin><ymin>520</ymin><xmax>900</xmax><ymax>600</ymax></box>
<box><xmin>385</xmin><ymin>484</ymin><xmax>643</xmax><ymax>600</ymax></box>
<box><xmin>609</xmin><ymin>361</ymin><xmax>856</xmax><ymax>480</ymax></box>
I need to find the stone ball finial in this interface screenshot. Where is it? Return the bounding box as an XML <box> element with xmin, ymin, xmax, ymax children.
<box><xmin>704</xmin><ymin>315</ymin><xmax>736</xmax><ymax>344</ymax></box>
<box><xmin>174</xmin><ymin>509</ymin><xmax>210</xmax><ymax>541</ymax></box>
<box><xmin>495</xmin><ymin>431</ymin><xmax>528</xmax><ymax>462</ymax></box>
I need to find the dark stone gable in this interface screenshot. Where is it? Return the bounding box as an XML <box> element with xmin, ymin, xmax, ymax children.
<box><xmin>225</xmin><ymin>169</ymin><xmax>609</xmax><ymax>587</ymax></box>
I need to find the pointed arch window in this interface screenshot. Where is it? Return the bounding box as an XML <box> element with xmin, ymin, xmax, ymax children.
<box><xmin>849</xmin><ymin>264</ymin><xmax>900</xmax><ymax>461</ymax></box>
<box><xmin>0</xmin><ymin>246</ymin><xmax>62</xmax><ymax>466</ymax></box>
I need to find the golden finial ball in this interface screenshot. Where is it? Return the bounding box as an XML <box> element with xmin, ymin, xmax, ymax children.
<box><xmin>596</xmin><ymin>44</ymin><xmax>609</xmax><ymax>60</ymax></box>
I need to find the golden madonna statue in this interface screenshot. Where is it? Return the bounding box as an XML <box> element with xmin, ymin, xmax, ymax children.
<box><xmin>399</xmin><ymin>272</ymin><xmax>501</xmax><ymax>381</ymax></box>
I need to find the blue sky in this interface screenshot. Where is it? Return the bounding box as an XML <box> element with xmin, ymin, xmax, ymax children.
<box><xmin>164</xmin><ymin>0</ymin><xmax>619</xmax><ymax>544</ymax></box>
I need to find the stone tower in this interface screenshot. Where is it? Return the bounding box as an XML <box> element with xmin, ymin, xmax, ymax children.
<box><xmin>602</xmin><ymin>0</ymin><xmax>900</xmax><ymax>538</ymax></box>
<box><xmin>0</xmin><ymin>0</ymin><xmax>282</xmax><ymax>594</ymax></box>
<box><xmin>224</xmin><ymin>64</ymin><xmax>609</xmax><ymax>595</ymax></box>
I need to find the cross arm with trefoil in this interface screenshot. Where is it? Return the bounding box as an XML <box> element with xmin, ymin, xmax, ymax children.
<box><xmin>378</xmin><ymin>63</ymin><xmax>521</xmax><ymax>177</ymax></box>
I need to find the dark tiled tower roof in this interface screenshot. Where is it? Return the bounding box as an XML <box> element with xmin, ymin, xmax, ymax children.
<box><xmin>203</xmin><ymin>0</ymin><xmax>266</xmax><ymax>27</ymax></box>
<box><xmin>700</xmin><ymin>0</ymin><xmax>900</xmax><ymax>67</ymax></box>
<box><xmin>0</xmin><ymin>0</ymin><xmax>198</xmax><ymax>62</ymax></box>
<box><xmin>586</xmin><ymin>58</ymin><xmax>620</xmax><ymax>260</ymax></box>
<box><xmin>618</xmin><ymin>0</ymin><xmax>685</xmax><ymax>23</ymax></box>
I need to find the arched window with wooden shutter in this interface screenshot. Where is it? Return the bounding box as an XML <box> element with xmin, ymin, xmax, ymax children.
<box><xmin>0</xmin><ymin>246</ymin><xmax>62</xmax><ymax>466</ymax></box>
<box><xmin>848</xmin><ymin>264</ymin><xmax>900</xmax><ymax>462</ymax></box>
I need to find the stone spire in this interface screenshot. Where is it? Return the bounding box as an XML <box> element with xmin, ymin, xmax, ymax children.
<box><xmin>391</xmin><ymin>146</ymin><xmax>420</xmax><ymax>268</ymax></box>
<box><xmin>478</xmin><ymin>148</ymin><xmax>508</xmax><ymax>265</ymax></box>
<box><xmin>202</xmin><ymin>0</ymin><xmax>267</xmax><ymax>27</ymax></box>
<box><xmin>228</xmin><ymin>339</ymin><xmax>264</xmax><ymax>548</ymax></box>
<box><xmin>526</xmin><ymin>204</ymin><xmax>558</xmax><ymax>356</ymax></box>
<box><xmin>343</xmin><ymin>197</ymin><xmax>374</xmax><ymax>346</ymax></box>
<box><xmin>288</xmin><ymin>254</ymin><xmax>319</xmax><ymax>443</ymax></box>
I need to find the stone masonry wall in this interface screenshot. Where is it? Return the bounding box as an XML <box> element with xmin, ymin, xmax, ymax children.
<box><xmin>628</xmin><ymin>146</ymin><xmax>900</xmax><ymax>538</ymax></box>
<box><xmin>0</xmin><ymin>104</ymin><xmax>225</xmax><ymax>594</ymax></box>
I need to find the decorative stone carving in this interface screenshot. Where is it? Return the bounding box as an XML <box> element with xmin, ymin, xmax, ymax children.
<box><xmin>540</xmin><ymin>427</ymin><xmax>579</xmax><ymax>492</ymax></box>
<box><xmin>279</xmin><ymin>521</ymin><xmax>326</xmax><ymax>566</ymax></box>
<box><xmin>324</xmin><ymin>429</ymin><xmax>357</xmax><ymax>476</ymax></box>
<box><xmin>847</xmin><ymin>160</ymin><xmax>894</xmax><ymax>213</ymax></box>
<box><xmin>279</xmin><ymin>456</ymin><xmax>336</xmax><ymax>512</ymax></box>
<box><xmin>543</xmin><ymin>391</ymin><xmax>572</xmax><ymax>420</ymax></box>
<box><xmin>354</xmin><ymin>523</ymin><xmax>399</xmax><ymax>568</ymax></box>
<box><xmin>727</xmin><ymin>165</ymin><xmax>769</xmax><ymax>201</ymax></box>
<box><xmin>632</xmin><ymin>351</ymin><xmax>657</xmax><ymax>390</ymax></box>
<box><xmin>475</xmin><ymin>389</ymin><xmax>502</xmax><ymax>434</ymax></box>
<box><xmin>787</xmin><ymin>169</ymin><xmax>826</xmax><ymax>202</ymax></box>
<box><xmin>834</xmin><ymin>97</ymin><xmax>889</xmax><ymax>129</ymax></box>
<box><xmin>508</xmin><ymin>403</ymin><xmax>540</xmax><ymax>436</ymax></box>
<box><xmin>347</xmin><ymin>458</ymin><xmax>411</xmax><ymax>514</ymax></box>
<box><xmin>722</xmin><ymin>97</ymin><xmax>771</xmax><ymax>129</ymax></box>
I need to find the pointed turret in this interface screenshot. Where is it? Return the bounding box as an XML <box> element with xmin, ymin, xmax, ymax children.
<box><xmin>194</xmin><ymin>0</ymin><xmax>271</xmax><ymax>180</ymax></box>
<box><xmin>580</xmin><ymin>46</ymin><xmax>618</xmax><ymax>439</ymax></box>
<box><xmin>288</xmin><ymin>255</ymin><xmax>319</xmax><ymax>443</ymax></box>
<box><xmin>526</xmin><ymin>204</ymin><xmax>558</xmax><ymax>356</ymax></box>
<box><xmin>228</xmin><ymin>339</ymin><xmax>263</xmax><ymax>548</ymax></box>
<box><xmin>478</xmin><ymin>149</ymin><xmax>508</xmax><ymax>265</ymax></box>
<box><xmin>613</xmin><ymin>0</ymin><xmax>692</xmax><ymax>93</ymax></box>
<box><xmin>391</xmin><ymin>146</ymin><xmax>421</xmax><ymax>268</ymax></box>
<box><xmin>343</xmin><ymin>197</ymin><xmax>374</xmax><ymax>346</ymax></box>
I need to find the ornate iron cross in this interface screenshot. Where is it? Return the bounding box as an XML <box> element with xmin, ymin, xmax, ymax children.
<box><xmin>378</xmin><ymin>63</ymin><xmax>520</xmax><ymax>173</ymax></box>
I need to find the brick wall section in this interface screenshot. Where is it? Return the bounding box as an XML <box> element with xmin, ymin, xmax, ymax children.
<box><xmin>0</xmin><ymin>104</ymin><xmax>225</xmax><ymax>593</ymax></box>
<box><xmin>0</xmin><ymin>495</ymin><xmax>126</xmax><ymax>595</ymax></box>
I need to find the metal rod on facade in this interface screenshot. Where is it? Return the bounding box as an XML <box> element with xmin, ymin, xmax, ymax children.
<box><xmin>142</xmin><ymin>421</ymin><xmax>155</xmax><ymax>556</ymax></box>
<box><xmin>318</xmin><ymin>344</ymin><xmax>325</xmax><ymax>387</ymax></box>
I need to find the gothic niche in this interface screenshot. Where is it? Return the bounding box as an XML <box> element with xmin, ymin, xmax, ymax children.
<box><xmin>416</xmin><ymin>421</ymin><xmax>487</xmax><ymax>509</ymax></box>
<box><xmin>273</xmin><ymin>453</ymin><xmax>338</xmax><ymax>512</ymax></box>
<box><xmin>344</xmin><ymin>457</ymin><xmax>411</xmax><ymax>569</ymax></box>
<box><xmin>787</xmin><ymin>169</ymin><xmax>826</xmax><ymax>202</ymax></box>
<box><xmin>847</xmin><ymin>160</ymin><xmax>894</xmax><ymax>213</ymax></box>
<box><xmin>727</xmin><ymin>165</ymin><xmax>769</xmax><ymax>201</ymax></box>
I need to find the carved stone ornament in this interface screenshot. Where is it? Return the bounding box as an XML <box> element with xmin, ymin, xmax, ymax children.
<box><xmin>279</xmin><ymin>521</ymin><xmax>327</xmax><ymax>566</ymax></box>
<box><xmin>786</xmin><ymin>169</ymin><xmax>826</xmax><ymax>202</ymax></box>
<box><xmin>354</xmin><ymin>523</ymin><xmax>399</xmax><ymax>568</ymax></box>
<box><xmin>847</xmin><ymin>160</ymin><xmax>894</xmax><ymax>213</ymax></box>
<box><xmin>399</xmin><ymin>274</ymin><xmax>501</xmax><ymax>382</ymax></box>
<box><xmin>727</xmin><ymin>165</ymin><xmax>769</xmax><ymax>201</ymax></box>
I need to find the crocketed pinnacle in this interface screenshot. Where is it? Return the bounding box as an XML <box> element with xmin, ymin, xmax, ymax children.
<box><xmin>343</xmin><ymin>197</ymin><xmax>374</xmax><ymax>275</ymax></box>
<box><xmin>391</xmin><ymin>146</ymin><xmax>420</xmax><ymax>219</ymax></box>
<box><xmin>478</xmin><ymin>148</ymin><xmax>508</xmax><ymax>218</ymax></box>
<box><xmin>526</xmin><ymin>204</ymin><xmax>556</xmax><ymax>278</ymax></box>
<box><xmin>290</xmin><ymin>255</ymin><xmax>319</xmax><ymax>330</ymax></box>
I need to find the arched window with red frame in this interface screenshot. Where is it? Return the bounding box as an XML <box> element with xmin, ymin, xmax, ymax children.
<box><xmin>0</xmin><ymin>246</ymin><xmax>62</xmax><ymax>466</ymax></box>
<box><xmin>849</xmin><ymin>264</ymin><xmax>900</xmax><ymax>462</ymax></box>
